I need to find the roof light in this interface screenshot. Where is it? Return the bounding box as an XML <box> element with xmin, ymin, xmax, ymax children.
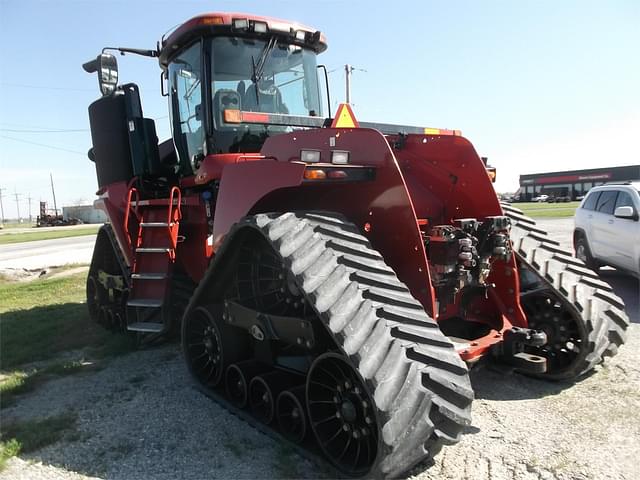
<box><xmin>232</xmin><ymin>18</ymin><xmax>249</xmax><ymax>30</ymax></box>
<box><xmin>295</xmin><ymin>30</ymin><xmax>306</xmax><ymax>41</ymax></box>
<box><xmin>304</xmin><ymin>169</ymin><xmax>326</xmax><ymax>180</ymax></box>
<box><xmin>202</xmin><ymin>16</ymin><xmax>225</xmax><ymax>26</ymax></box>
<box><xmin>253</xmin><ymin>21</ymin><xmax>268</xmax><ymax>33</ymax></box>
<box><xmin>331</xmin><ymin>150</ymin><xmax>349</xmax><ymax>165</ymax></box>
<box><xmin>301</xmin><ymin>150</ymin><xmax>321</xmax><ymax>163</ymax></box>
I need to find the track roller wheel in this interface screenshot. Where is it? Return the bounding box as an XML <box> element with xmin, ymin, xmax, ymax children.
<box><xmin>520</xmin><ymin>290</ymin><xmax>585</xmax><ymax>377</ymax></box>
<box><xmin>307</xmin><ymin>353</ymin><xmax>378</xmax><ymax>476</ymax></box>
<box><xmin>225</xmin><ymin>361</ymin><xmax>270</xmax><ymax>408</ymax></box>
<box><xmin>182</xmin><ymin>305</ymin><xmax>250</xmax><ymax>389</ymax></box>
<box><xmin>249</xmin><ymin>370</ymin><xmax>302</xmax><ymax>424</ymax></box>
<box><xmin>277</xmin><ymin>386</ymin><xmax>308</xmax><ymax>443</ymax></box>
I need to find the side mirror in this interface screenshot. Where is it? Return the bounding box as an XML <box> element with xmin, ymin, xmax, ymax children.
<box><xmin>614</xmin><ymin>205</ymin><xmax>637</xmax><ymax>220</ymax></box>
<box><xmin>83</xmin><ymin>53</ymin><xmax>118</xmax><ymax>96</ymax></box>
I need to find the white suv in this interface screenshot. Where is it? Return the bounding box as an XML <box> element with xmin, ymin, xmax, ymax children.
<box><xmin>574</xmin><ymin>182</ymin><xmax>640</xmax><ymax>277</ymax></box>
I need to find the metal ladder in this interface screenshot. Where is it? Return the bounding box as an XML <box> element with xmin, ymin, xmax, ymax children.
<box><xmin>124</xmin><ymin>186</ymin><xmax>182</xmax><ymax>333</ymax></box>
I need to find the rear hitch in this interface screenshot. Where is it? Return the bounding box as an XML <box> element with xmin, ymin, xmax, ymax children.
<box><xmin>492</xmin><ymin>327</ymin><xmax>548</xmax><ymax>374</ymax></box>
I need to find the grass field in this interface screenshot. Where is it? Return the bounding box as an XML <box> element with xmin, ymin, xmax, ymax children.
<box><xmin>510</xmin><ymin>201</ymin><xmax>580</xmax><ymax>218</ymax></box>
<box><xmin>0</xmin><ymin>272</ymin><xmax>133</xmax><ymax>368</ymax></box>
<box><xmin>0</xmin><ymin>225</ymin><xmax>100</xmax><ymax>245</ymax></box>
<box><xmin>0</xmin><ymin>272</ymin><xmax>135</xmax><ymax>468</ymax></box>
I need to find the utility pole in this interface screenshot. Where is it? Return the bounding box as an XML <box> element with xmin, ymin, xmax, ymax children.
<box><xmin>344</xmin><ymin>64</ymin><xmax>366</xmax><ymax>105</ymax></box>
<box><xmin>345</xmin><ymin>64</ymin><xmax>354</xmax><ymax>104</ymax></box>
<box><xmin>27</xmin><ymin>195</ymin><xmax>33</xmax><ymax>224</ymax></box>
<box><xmin>13</xmin><ymin>189</ymin><xmax>21</xmax><ymax>222</ymax></box>
<box><xmin>50</xmin><ymin>173</ymin><xmax>58</xmax><ymax>217</ymax></box>
<box><xmin>0</xmin><ymin>187</ymin><xmax>5</xmax><ymax>227</ymax></box>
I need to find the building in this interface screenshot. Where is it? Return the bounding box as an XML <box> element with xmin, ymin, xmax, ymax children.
<box><xmin>517</xmin><ymin>165</ymin><xmax>640</xmax><ymax>201</ymax></box>
<box><xmin>62</xmin><ymin>205</ymin><xmax>107</xmax><ymax>224</ymax></box>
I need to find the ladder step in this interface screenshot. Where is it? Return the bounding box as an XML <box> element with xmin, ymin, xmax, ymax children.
<box><xmin>130</xmin><ymin>199</ymin><xmax>179</xmax><ymax>207</ymax></box>
<box><xmin>131</xmin><ymin>273</ymin><xmax>168</xmax><ymax>280</ymax></box>
<box><xmin>140</xmin><ymin>222</ymin><xmax>172</xmax><ymax>228</ymax></box>
<box><xmin>127</xmin><ymin>322</ymin><xmax>164</xmax><ymax>333</ymax></box>
<box><xmin>136</xmin><ymin>247</ymin><xmax>171</xmax><ymax>253</ymax></box>
<box><xmin>127</xmin><ymin>298</ymin><xmax>164</xmax><ymax>308</ymax></box>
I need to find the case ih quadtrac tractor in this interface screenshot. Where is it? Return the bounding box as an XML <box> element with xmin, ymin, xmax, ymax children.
<box><xmin>82</xmin><ymin>12</ymin><xmax>629</xmax><ymax>478</ymax></box>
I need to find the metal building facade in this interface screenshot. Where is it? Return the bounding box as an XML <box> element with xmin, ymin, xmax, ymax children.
<box><xmin>517</xmin><ymin>165</ymin><xmax>640</xmax><ymax>201</ymax></box>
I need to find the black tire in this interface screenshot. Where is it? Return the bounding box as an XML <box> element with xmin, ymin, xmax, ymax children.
<box><xmin>574</xmin><ymin>234</ymin><xmax>598</xmax><ymax>271</ymax></box>
<box><xmin>246</xmin><ymin>212</ymin><xmax>474</xmax><ymax>478</ymax></box>
<box><xmin>501</xmin><ymin>203</ymin><xmax>629</xmax><ymax>379</ymax></box>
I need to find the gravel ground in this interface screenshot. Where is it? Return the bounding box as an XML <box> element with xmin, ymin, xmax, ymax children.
<box><xmin>2</xmin><ymin>218</ymin><xmax>638</xmax><ymax>479</ymax></box>
<box><xmin>2</xmin><ymin>326</ymin><xmax>638</xmax><ymax>480</ymax></box>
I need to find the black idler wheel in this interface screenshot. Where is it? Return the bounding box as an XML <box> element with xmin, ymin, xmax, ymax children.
<box><xmin>277</xmin><ymin>385</ymin><xmax>308</xmax><ymax>443</ymax></box>
<box><xmin>306</xmin><ymin>353</ymin><xmax>378</xmax><ymax>476</ymax></box>
<box><xmin>521</xmin><ymin>291</ymin><xmax>585</xmax><ymax>376</ymax></box>
<box><xmin>225</xmin><ymin>360</ymin><xmax>270</xmax><ymax>408</ymax></box>
<box><xmin>182</xmin><ymin>305</ymin><xmax>250</xmax><ymax>389</ymax></box>
<box><xmin>249</xmin><ymin>370</ymin><xmax>303</xmax><ymax>424</ymax></box>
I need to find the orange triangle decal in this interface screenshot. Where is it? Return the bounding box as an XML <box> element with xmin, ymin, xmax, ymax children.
<box><xmin>331</xmin><ymin>103</ymin><xmax>359</xmax><ymax>128</ymax></box>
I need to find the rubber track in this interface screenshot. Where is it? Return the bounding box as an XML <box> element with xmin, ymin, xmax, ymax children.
<box><xmin>242</xmin><ymin>212</ymin><xmax>474</xmax><ymax>478</ymax></box>
<box><xmin>500</xmin><ymin>203</ymin><xmax>630</xmax><ymax>377</ymax></box>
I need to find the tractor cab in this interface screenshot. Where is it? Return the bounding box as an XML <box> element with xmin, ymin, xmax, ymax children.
<box><xmin>158</xmin><ymin>13</ymin><xmax>328</xmax><ymax>176</ymax></box>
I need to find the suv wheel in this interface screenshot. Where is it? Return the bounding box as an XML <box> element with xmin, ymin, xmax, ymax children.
<box><xmin>575</xmin><ymin>235</ymin><xmax>598</xmax><ymax>271</ymax></box>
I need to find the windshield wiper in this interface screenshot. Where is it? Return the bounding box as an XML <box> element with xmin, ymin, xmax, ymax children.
<box><xmin>251</xmin><ymin>37</ymin><xmax>278</xmax><ymax>105</ymax></box>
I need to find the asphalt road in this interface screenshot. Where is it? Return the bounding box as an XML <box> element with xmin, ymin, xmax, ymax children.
<box><xmin>0</xmin><ymin>217</ymin><xmax>636</xmax><ymax>322</ymax></box>
<box><xmin>0</xmin><ymin>235</ymin><xmax>97</xmax><ymax>270</ymax></box>
<box><xmin>536</xmin><ymin>218</ymin><xmax>639</xmax><ymax>324</ymax></box>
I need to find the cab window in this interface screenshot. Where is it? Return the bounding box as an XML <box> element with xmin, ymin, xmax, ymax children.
<box><xmin>168</xmin><ymin>41</ymin><xmax>205</xmax><ymax>174</ymax></box>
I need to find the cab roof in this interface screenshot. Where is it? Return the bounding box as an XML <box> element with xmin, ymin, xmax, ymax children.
<box><xmin>159</xmin><ymin>12</ymin><xmax>327</xmax><ymax>65</ymax></box>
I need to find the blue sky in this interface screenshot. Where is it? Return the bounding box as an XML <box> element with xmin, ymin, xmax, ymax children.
<box><xmin>1</xmin><ymin>0</ymin><xmax>638</xmax><ymax>219</ymax></box>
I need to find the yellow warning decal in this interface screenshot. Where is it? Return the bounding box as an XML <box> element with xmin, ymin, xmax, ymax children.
<box><xmin>424</xmin><ymin>128</ymin><xmax>441</xmax><ymax>135</ymax></box>
<box><xmin>331</xmin><ymin>103</ymin><xmax>360</xmax><ymax>128</ymax></box>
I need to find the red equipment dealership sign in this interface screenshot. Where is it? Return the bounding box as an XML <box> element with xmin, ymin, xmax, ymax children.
<box><xmin>535</xmin><ymin>172</ymin><xmax>612</xmax><ymax>184</ymax></box>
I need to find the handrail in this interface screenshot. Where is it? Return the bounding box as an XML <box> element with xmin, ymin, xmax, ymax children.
<box><xmin>123</xmin><ymin>187</ymin><xmax>139</xmax><ymax>250</ymax></box>
<box><xmin>167</xmin><ymin>186</ymin><xmax>182</xmax><ymax>257</ymax></box>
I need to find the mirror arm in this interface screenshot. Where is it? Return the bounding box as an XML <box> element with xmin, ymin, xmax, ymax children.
<box><xmin>102</xmin><ymin>46</ymin><xmax>159</xmax><ymax>58</ymax></box>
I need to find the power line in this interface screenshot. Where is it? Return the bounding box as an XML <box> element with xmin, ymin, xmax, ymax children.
<box><xmin>0</xmin><ymin>135</ymin><xmax>86</xmax><ymax>155</ymax></box>
<box><xmin>0</xmin><ymin>82</ymin><xmax>94</xmax><ymax>92</ymax></box>
<box><xmin>0</xmin><ymin>128</ymin><xmax>89</xmax><ymax>133</ymax></box>
<box><xmin>0</xmin><ymin>121</ymin><xmax>88</xmax><ymax>130</ymax></box>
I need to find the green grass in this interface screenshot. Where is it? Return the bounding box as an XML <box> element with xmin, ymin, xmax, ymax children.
<box><xmin>0</xmin><ymin>225</ymin><xmax>100</xmax><ymax>245</ymax></box>
<box><xmin>0</xmin><ymin>272</ymin><xmax>135</xmax><ymax>376</ymax></box>
<box><xmin>0</xmin><ymin>272</ymin><xmax>135</xmax><ymax>468</ymax></box>
<box><xmin>513</xmin><ymin>201</ymin><xmax>580</xmax><ymax>218</ymax></box>
<box><xmin>0</xmin><ymin>439</ymin><xmax>20</xmax><ymax>470</ymax></box>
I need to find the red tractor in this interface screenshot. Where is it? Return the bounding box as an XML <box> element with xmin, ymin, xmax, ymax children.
<box><xmin>82</xmin><ymin>12</ymin><xmax>629</xmax><ymax>478</ymax></box>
